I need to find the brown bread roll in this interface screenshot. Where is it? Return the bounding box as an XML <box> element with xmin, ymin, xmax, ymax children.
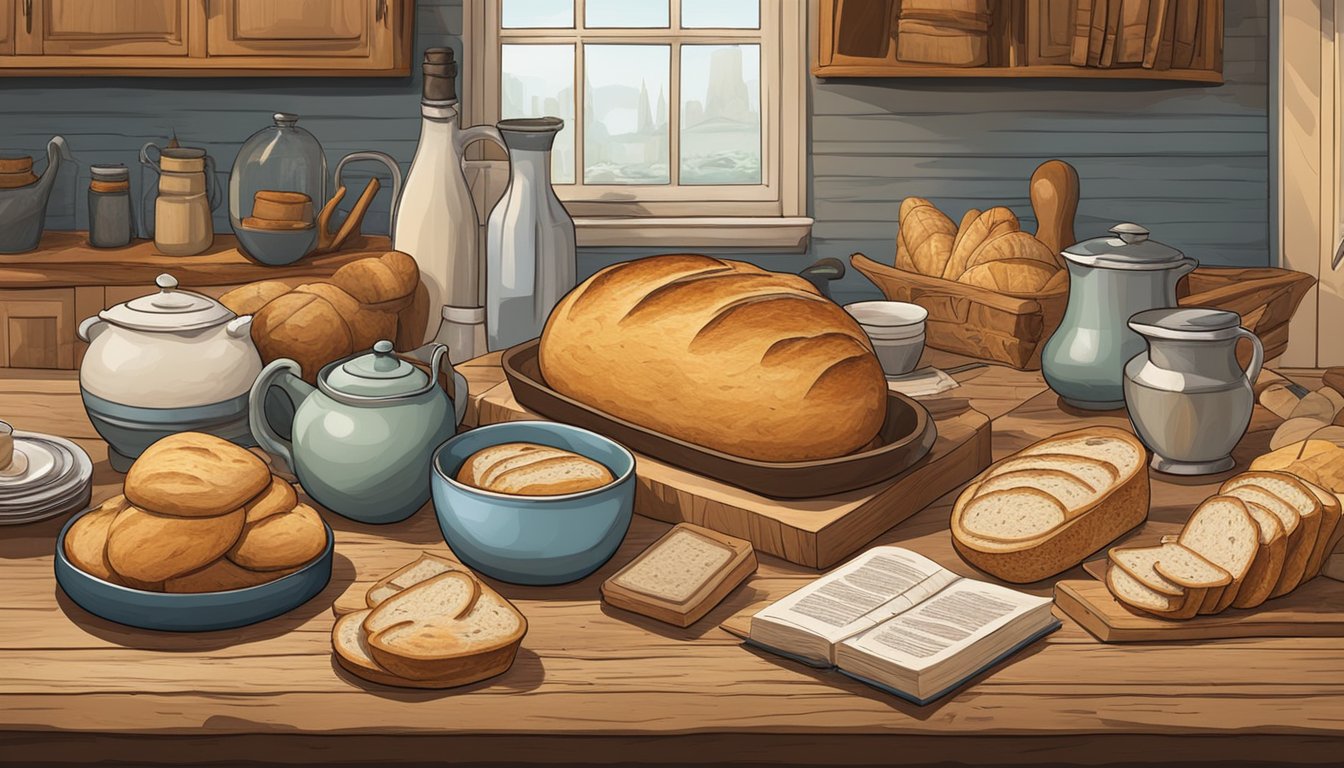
<box><xmin>227</xmin><ymin>503</ymin><xmax>327</xmax><ymax>571</ymax></box>
<box><xmin>242</xmin><ymin>476</ymin><xmax>298</xmax><ymax>524</ymax></box>
<box><xmin>219</xmin><ymin>280</ymin><xmax>292</xmax><ymax>317</ymax></box>
<box><xmin>164</xmin><ymin>558</ymin><xmax>298</xmax><ymax>593</ymax></box>
<box><xmin>251</xmin><ymin>291</ymin><xmax>354</xmax><ymax>383</ymax></box>
<box><xmin>539</xmin><ymin>255</ymin><xmax>888</xmax><ymax>462</ymax></box>
<box><xmin>106</xmin><ymin>506</ymin><xmax>246</xmax><ymax>583</ymax></box>
<box><xmin>457</xmin><ymin>442</ymin><xmax>615</xmax><ymax>496</ymax></box>
<box><xmin>125</xmin><ymin>432</ymin><xmax>271</xmax><ymax>517</ymax></box>
<box><xmin>331</xmin><ymin>251</ymin><xmax>419</xmax><ymax>305</ymax></box>
<box><xmin>63</xmin><ymin>495</ymin><xmax>129</xmax><ymax>583</ymax></box>
<box><xmin>294</xmin><ymin>282</ymin><xmax>397</xmax><ymax>351</ymax></box>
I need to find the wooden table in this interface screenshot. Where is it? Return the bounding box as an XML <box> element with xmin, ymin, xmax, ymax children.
<box><xmin>2</xmin><ymin>353</ymin><xmax>1341</xmax><ymax>767</ymax></box>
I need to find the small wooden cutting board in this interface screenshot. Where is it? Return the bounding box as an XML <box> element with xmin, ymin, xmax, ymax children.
<box><xmin>1054</xmin><ymin>560</ymin><xmax>1344</xmax><ymax>642</ymax></box>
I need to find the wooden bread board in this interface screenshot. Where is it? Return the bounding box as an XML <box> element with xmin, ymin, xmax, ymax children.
<box><xmin>1054</xmin><ymin>560</ymin><xmax>1344</xmax><ymax>642</ymax></box>
<box><xmin>473</xmin><ymin>380</ymin><xmax>992</xmax><ymax>569</ymax></box>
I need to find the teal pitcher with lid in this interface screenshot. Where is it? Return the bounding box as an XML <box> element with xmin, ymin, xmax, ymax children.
<box><xmin>1040</xmin><ymin>223</ymin><xmax>1198</xmax><ymax>410</ymax></box>
<box><xmin>249</xmin><ymin>340</ymin><xmax>467</xmax><ymax>524</ymax></box>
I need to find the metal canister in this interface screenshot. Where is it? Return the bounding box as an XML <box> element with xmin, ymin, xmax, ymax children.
<box><xmin>88</xmin><ymin>164</ymin><xmax>134</xmax><ymax>248</ymax></box>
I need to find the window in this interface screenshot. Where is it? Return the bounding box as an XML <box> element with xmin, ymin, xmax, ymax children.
<box><xmin>464</xmin><ymin>0</ymin><xmax>809</xmax><ymax>249</ymax></box>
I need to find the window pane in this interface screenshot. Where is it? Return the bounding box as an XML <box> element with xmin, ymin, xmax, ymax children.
<box><xmin>583</xmin><ymin>45</ymin><xmax>670</xmax><ymax>185</ymax></box>
<box><xmin>502</xmin><ymin>45</ymin><xmax>577</xmax><ymax>183</ymax></box>
<box><xmin>680</xmin><ymin>45</ymin><xmax>761</xmax><ymax>185</ymax></box>
<box><xmin>585</xmin><ymin>0</ymin><xmax>668</xmax><ymax>28</ymax></box>
<box><xmin>681</xmin><ymin>0</ymin><xmax>759</xmax><ymax>29</ymax></box>
<box><xmin>502</xmin><ymin>0</ymin><xmax>573</xmax><ymax>28</ymax></box>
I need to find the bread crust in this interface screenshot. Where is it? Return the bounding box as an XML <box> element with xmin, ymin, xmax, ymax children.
<box><xmin>106</xmin><ymin>505</ymin><xmax>246</xmax><ymax>583</ymax></box>
<box><xmin>227</xmin><ymin>503</ymin><xmax>327</xmax><ymax>571</ymax></box>
<box><xmin>252</xmin><ymin>292</ymin><xmax>354</xmax><ymax>383</ymax></box>
<box><xmin>124</xmin><ymin>433</ymin><xmax>271</xmax><ymax>518</ymax></box>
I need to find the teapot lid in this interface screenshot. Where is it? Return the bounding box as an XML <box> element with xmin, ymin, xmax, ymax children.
<box><xmin>1128</xmin><ymin>307</ymin><xmax>1243</xmax><ymax>340</ymax></box>
<box><xmin>322</xmin><ymin>340</ymin><xmax>428</xmax><ymax>398</ymax></box>
<box><xmin>100</xmin><ymin>274</ymin><xmax>236</xmax><ymax>332</ymax></box>
<box><xmin>1063</xmin><ymin>223</ymin><xmax>1186</xmax><ymax>270</ymax></box>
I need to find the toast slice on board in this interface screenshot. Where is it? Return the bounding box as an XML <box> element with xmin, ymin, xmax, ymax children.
<box><xmin>602</xmin><ymin>523</ymin><xmax>757</xmax><ymax>628</ymax></box>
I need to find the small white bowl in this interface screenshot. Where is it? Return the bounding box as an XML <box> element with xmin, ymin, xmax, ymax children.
<box><xmin>845</xmin><ymin>301</ymin><xmax>928</xmax><ymax>376</ymax></box>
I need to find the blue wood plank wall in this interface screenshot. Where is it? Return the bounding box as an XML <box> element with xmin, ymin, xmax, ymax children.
<box><xmin>2</xmin><ymin>0</ymin><xmax>1267</xmax><ymax>304</ymax></box>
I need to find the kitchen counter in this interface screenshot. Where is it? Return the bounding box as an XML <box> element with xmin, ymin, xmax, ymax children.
<box><xmin>1</xmin><ymin>354</ymin><xmax>1341</xmax><ymax>767</ymax></box>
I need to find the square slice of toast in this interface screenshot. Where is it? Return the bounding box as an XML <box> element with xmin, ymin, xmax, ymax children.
<box><xmin>602</xmin><ymin>524</ymin><xmax>757</xmax><ymax>628</ymax></box>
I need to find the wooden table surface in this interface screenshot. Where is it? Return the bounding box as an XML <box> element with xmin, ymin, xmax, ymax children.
<box><xmin>1</xmin><ymin>353</ymin><xmax>1341</xmax><ymax>767</ymax></box>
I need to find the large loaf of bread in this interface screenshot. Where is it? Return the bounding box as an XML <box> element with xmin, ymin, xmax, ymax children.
<box><xmin>538</xmin><ymin>255</ymin><xmax>888</xmax><ymax>463</ymax></box>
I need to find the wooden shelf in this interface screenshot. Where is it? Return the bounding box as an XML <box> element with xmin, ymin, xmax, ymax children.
<box><xmin>812</xmin><ymin>63</ymin><xmax>1224</xmax><ymax>84</ymax></box>
<box><xmin>0</xmin><ymin>232</ymin><xmax>392</xmax><ymax>290</ymax></box>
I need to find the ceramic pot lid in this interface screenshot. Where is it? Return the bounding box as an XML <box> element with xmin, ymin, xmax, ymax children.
<box><xmin>323</xmin><ymin>340</ymin><xmax>428</xmax><ymax>398</ymax></box>
<box><xmin>1128</xmin><ymin>307</ymin><xmax>1244</xmax><ymax>341</ymax></box>
<box><xmin>1062</xmin><ymin>223</ymin><xmax>1186</xmax><ymax>270</ymax></box>
<box><xmin>99</xmin><ymin>274</ymin><xmax>236</xmax><ymax>333</ymax></box>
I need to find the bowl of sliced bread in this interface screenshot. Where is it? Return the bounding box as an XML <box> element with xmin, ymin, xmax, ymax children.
<box><xmin>431</xmin><ymin>421</ymin><xmax>635</xmax><ymax>585</ymax></box>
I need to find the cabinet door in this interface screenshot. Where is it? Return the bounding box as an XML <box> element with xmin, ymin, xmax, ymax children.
<box><xmin>206</xmin><ymin>0</ymin><xmax>393</xmax><ymax>66</ymax></box>
<box><xmin>1027</xmin><ymin>0</ymin><xmax>1074</xmax><ymax>65</ymax></box>
<box><xmin>0</xmin><ymin>0</ymin><xmax>13</xmax><ymax>56</ymax></box>
<box><xmin>19</xmin><ymin>0</ymin><xmax>191</xmax><ymax>56</ymax></box>
<box><xmin>0</xmin><ymin>289</ymin><xmax>76</xmax><ymax>369</ymax></box>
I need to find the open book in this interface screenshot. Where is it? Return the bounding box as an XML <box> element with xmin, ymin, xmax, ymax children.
<box><xmin>749</xmin><ymin>546</ymin><xmax>1059</xmax><ymax>705</ymax></box>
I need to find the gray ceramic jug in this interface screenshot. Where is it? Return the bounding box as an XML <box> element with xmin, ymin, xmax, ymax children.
<box><xmin>0</xmin><ymin>136</ymin><xmax>71</xmax><ymax>254</ymax></box>
<box><xmin>1040</xmin><ymin>223</ymin><xmax>1198</xmax><ymax>410</ymax></box>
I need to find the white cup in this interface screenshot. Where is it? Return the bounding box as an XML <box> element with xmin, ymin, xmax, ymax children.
<box><xmin>844</xmin><ymin>301</ymin><xmax>929</xmax><ymax>376</ymax></box>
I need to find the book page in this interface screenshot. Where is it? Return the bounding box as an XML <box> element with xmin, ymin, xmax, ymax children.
<box><xmin>840</xmin><ymin>579</ymin><xmax>1052</xmax><ymax>672</ymax></box>
<box><xmin>752</xmin><ymin>547</ymin><xmax>958</xmax><ymax>645</ymax></box>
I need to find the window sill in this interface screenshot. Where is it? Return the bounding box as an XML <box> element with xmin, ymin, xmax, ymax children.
<box><xmin>574</xmin><ymin>216</ymin><xmax>814</xmax><ymax>250</ymax></box>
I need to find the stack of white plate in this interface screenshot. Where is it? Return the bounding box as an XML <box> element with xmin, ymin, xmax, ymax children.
<box><xmin>0</xmin><ymin>431</ymin><xmax>93</xmax><ymax>525</ymax></box>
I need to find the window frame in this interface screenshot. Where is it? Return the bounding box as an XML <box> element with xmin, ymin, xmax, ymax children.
<box><xmin>464</xmin><ymin>0</ymin><xmax>810</xmax><ymax>249</ymax></box>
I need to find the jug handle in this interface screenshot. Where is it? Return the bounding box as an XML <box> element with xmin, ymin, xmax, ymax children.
<box><xmin>456</xmin><ymin>125</ymin><xmax>506</xmax><ymax>168</ymax></box>
<box><xmin>248</xmin><ymin>358</ymin><xmax>312</xmax><ymax>475</ymax></box>
<box><xmin>1235</xmin><ymin>328</ymin><xmax>1265</xmax><ymax>388</ymax></box>
<box><xmin>139</xmin><ymin>142</ymin><xmax>161</xmax><ymax>174</ymax></box>
<box><xmin>204</xmin><ymin>155</ymin><xmax>223</xmax><ymax>212</ymax></box>
<box><xmin>334</xmin><ymin>151</ymin><xmax>404</xmax><ymax>234</ymax></box>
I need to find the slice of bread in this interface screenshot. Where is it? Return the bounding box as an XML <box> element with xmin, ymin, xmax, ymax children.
<box><xmin>976</xmin><ymin>468</ymin><xmax>1101</xmax><ymax>510</ymax></box>
<box><xmin>1108</xmin><ymin>546</ymin><xmax>1183</xmax><ymax>596</ymax></box>
<box><xmin>366</xmin><ymin>553</ymin><xmax>461</xmax><ymax>609</ymax></box>
<box><xmin>601</xmin><ymin>524</ymin><xmax>757</xmax><ymax>627</ymax></box>
<box><xmin>959</xmin><ymin>487</ymin><xmax>1068</xmax><ymax>541</ymax></box>
<box><xmin>951</xmin><ymin>427</ymin><xmax>1149</xmax><ymax>583</ymax></box>
<box><xmin>1177</xmin><ymin>495</ymin><xmax>1260</xmax><ymax>613</ymax></box>
<box><xmin>333</xmin><ymin>609</ymin><xmax>473</xmax><ymax>689</ymax></box>
<box><xmin>1229</xmin><ymin>501</ymin><xmax>1288</xmax><ymax>609</ymax></box>
<box><xmin>364</xmin><ymin>573</ymin><xmax>527</xmax><ymax>685</ymax></box>
<box><xmin>1300</xmin><ymin>478</ymin><xmax>1343</xmax><ymax>578</ymax></box>
<box><xmin>457</xmin><ymin>442</ymin><xmax>614</xmax><ymax>496</ymax></box>
<box><xmin>1106</xmin><ymin>563</ymin><xmax>1183</xmax><ymax>615</ymax></box>
<box><xmin>1108</xmin><ymin>544</ymin><xmax>1222</xmax><ymax>620</ymax></box>
<box><xmin>1151</xmin><ymin>543</ymin><xmax>1232</xmax><ymax>590</ymax></box>
<box><xmin>1221</xmin><ymin>472</ymin><xmax>1322</xmax><ymax>597</ymax></box>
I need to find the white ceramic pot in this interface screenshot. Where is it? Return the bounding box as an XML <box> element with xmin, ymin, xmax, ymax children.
<box><xmin>77</xmin><ymin>274</ymin><xmax>263</xmax><ymax>471</ymax></box>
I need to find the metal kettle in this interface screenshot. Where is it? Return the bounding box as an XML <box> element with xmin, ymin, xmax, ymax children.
<box><xmin>1040</xmin><ymin>223</ymin><xmax>1198</xmax><ymax>410</ymax></box>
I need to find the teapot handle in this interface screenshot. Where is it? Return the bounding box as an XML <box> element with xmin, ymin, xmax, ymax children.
<box><xmin>248</xmin><ymin>358</ymin><xmax>312</xmax><ymax>475</ymax></box>
<box><xmin>1235</xmin><ymin>328</ymin><xmax>1265</xmax><ymax>387</ymax></box>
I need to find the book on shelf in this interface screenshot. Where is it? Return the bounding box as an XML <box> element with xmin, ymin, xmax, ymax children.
<box><xmin>747</xmin><ymin>546</ymin><xmax>1059</xmax><ymax>706</ymax></box>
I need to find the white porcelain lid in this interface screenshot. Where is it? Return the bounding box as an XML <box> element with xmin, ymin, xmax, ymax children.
<box><xmin>99</xmin><ymin>274</ymin><xmax>236</xmax><ymax>333</ymax></box>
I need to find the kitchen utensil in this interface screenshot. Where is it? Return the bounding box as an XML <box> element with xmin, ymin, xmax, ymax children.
<box><xmin>844</xmin><ymin>300</ymin><xmax>928</xmax><ymax>377</ymax></box>
<box><xmin>486</xmin><ymin>117</ymin><xmax>577</xmax><ymax>352</ymax></box>
<box><xmin>0</xmin><ymin>431</ymin><xmax>93</xmax><ymax>526</ymax></box>
<box><xmin>87</xmin><ymin>164</ymin><xmax>134</xmax><ymax>248</ymax></box>
<box><xmin>1123</xmin><ymin>307</ymin><xmax>1263</xmax><ymax>475</ymax></box>
<box><xmin>1041</xmin><ymin>223</ymin><xmax>1199</xmax><ymax>410</ymax></box>
<box><xmin>431</xmin><ymin>420</ymin><xmax>635</xmax><ymax>585</ymax></box>
<box><xmin>140</xmin><ymin>144</ymin><xmax>222</xmax><ymax>256</ymax></box>
<box><xmin>395</xmin><ymin>47</ymin><xmax>508</xmax><ymax>351</ymax></box>
<box><xmin>799</xmin><ymin>257</ymin><xmax>846</xmax><ymax>299</ymax></box>
<box><xmin>55</xmin><ymin>507</ymin><xmax>333</xmax><ymax>631</ymax></box>
<box><xmin>501</xmin><ymin>340</ymin><xmax>937</xmax><ymax>499</ymax></box>
<box><xmin>1029</xmin><ymin>159</ymin><xmax>1079</xmax><ymax>254</ymax></box>
<box><xmin>230</xmin><ymin>114</ymin><xmax>401</xmax><ymax>266</ymax></box>
<box><xmin>78</xmin><ymin>274</ymin><xmax>262</xmax><ymax>472</ymax></box>
<box><xmin>0</xmin><ymin>136</ymin><xmax>70</xmax><ymax>254</ymax></box>
<box><xmin>248</xmin><ymin>340</ymin><xmax>468</xmax><ymax>524</ymax></box>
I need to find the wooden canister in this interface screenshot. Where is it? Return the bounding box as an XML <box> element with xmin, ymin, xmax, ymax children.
<box><xmin>0</xmin><ymin>156</ymin><xmax>37</xmax><ymax>189</ymax></box>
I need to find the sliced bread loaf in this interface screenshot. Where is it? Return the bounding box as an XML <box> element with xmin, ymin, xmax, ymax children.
<box><xmin>1300</xmin><ymin>479</ymin><xmax>1342</xmax><ymax>578</ymax></box>
<box><xmin>364</xmin><ymin>573</ymin><xmax>527</xmax><ymax>685</ymax></box>
<box><xmin>1177</xmin><ymin>496</ymin><xmax>1260</xmax><ymax>613</ymax></box>
<box><xmin>958</xmin><ymin>487</ymin><xmax>1068</xmax><ymax>542</ymax></box>
<box><xmin>985</xmin><ymin>453</ymin><xmax>1118</xmax><ymax>494</ymax></box>
<box><xmin>1221</xmin><ymin>472</ymin><xmax>1322</xmax><ymax>597</ymax></box>
<box><xmin>975</xmin><ymin>468</ymin><xmax>1101</xmax><ymax>510</ymax></box>
<box><xmin>1229</xmin><ymin>501</ymin><xmax>1287</xmax><ymax>609</ymax></box>
<box><xmin>1108</xmin><ymin>544</ymin><xmax>1229</xmax><ymax>620</ymax></box>
<box><xmin>1020</xmin><ymin>431</ymin><xmax>1143</xmax><ymax>476</ymax></box>
<box><xmin>333</xmin><ymin>609</ymin><xmax>472</xmax><ymax>689</ymax></box>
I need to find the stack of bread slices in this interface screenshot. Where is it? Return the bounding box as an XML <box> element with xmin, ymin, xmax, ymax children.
<box><xmin>1107</xmin><ymin>470</ymin><xmax>1343</xmax><ymax>618</ymax></box>
<box><xmin>332</xmin><ymin>554</ymin><xmax>527</xmax><ymax>689</ymax></box>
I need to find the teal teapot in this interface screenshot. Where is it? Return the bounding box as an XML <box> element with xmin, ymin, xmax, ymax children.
<box><xmin>249</xmin><ymin>340</ymin><xmax>467</xmax><ymax>524</ymax></box>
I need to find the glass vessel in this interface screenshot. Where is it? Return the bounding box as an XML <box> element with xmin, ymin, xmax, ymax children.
<box><xmin>229</xmin><ymin>113</ymin><xmax>327</xmax><ymax>231</ymax></box>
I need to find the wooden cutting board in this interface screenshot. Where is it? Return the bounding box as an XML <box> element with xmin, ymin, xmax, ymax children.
<box><xmin>1054</xmin><ymin>560</ymin><xmax>1344</xmax><ymax>642</ymax></box>
<box><xmin>472</xmin><ymin>380</ymin><xmax>992</xmax><ymax>570</ymax></box>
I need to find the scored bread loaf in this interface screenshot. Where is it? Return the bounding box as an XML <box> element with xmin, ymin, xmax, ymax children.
<box><xmin>124</xmin><ymin>432</ymin><xmax>271</xmax><ymax>518</ymax></box>
<box><xmin>455</xmin><ymin>442</ymin><xmax>615</xmax><ymax>496</ymax></box>
<box><xmin>539</xmin><ymin>255</ymin><xmax>888</xmax><ymax>463</ymax></box>
<box><xmin>951</xmin><ymin>426</ymin><xmax>1149</xmax><ymax>583</ymax></box>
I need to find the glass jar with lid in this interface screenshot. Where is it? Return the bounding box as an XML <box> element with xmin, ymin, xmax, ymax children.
<box><xmin>229</xmin><ymin>112</ymin><xmax>327</xmax><ymax>232</ymax></box>
<box><xmin>87</xmin><ymin>164</ymin><xmax>134</xmax><ymax>248</ymax></box>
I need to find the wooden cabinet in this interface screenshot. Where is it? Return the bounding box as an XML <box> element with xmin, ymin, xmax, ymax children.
<box><xmin>0</xmin><ymin>0</ymin><xmax>410</xmax><ymax>75</ymax></box>
<box><xmin>0</xmin><ymin>288</ymin><xmax>76</xmax><ymax>369</ymax></box>
<box><xmin>1026</xmin><ymin>0</ymin><xmax>1074</xmax><ymax>65</ymax></box>
<box><xmin>17</xmin><ymin>0</ymin><xmax>190</xmax><ymax>57</ymax></box>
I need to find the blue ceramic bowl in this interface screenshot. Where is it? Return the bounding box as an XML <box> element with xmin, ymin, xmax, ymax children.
<box><xmin>431</xmin><ymin>421</ymin><xmax>636</xmax><ymax>585</ymax></box>
<box><xmin>54</xmin><ymin>508</ymin><xmax>333</xmax><ymax>632</ymax></box>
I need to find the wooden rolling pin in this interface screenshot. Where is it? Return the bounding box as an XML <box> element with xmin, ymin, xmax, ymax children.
<box><xmin>1029</xmin><ymin>159</ymin><xmax>1079</xmax><ymax>255</ymax></box>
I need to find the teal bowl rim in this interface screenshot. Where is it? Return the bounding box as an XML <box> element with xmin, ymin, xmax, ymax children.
<box><xmin>55</xmin><ymin>505</ymin><xmax>334</xmax><ymax>598</ymax></box>
<box><xmin>431</xmin><ymin>420</ymin><xmax>637</xmax><ymax>502</ymax></box>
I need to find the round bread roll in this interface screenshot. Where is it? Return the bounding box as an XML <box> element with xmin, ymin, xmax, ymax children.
<box><xmin>63</xmin><ymin>495</ymin><xmax>130</xmax><ymax>583</ymax></box>
<box><xmin>251</xmin><ymin>291</ymin><xmax>354</xmax><ymax>383</ymax></box>
<box><xmin>106</xmin><ymin>506</ymin><xmax>246</xmax><ymax>583</ymax></box>
<box><xmin>125</xmin><ymin>432</ymin><xmax>271</xmax><ymax>518</ymax></box>
<box><xmin>457</xmin><ymin>442</ymin><xmax>615</xmax><ymax>496</ymax></box>
<box><xmin>294</xmin><ymin>282</ymin><xmax>397</xmax><ymax>351</ymax></box>
<box><xmin>227</xmin><ymin>503</ymin><xmax>327</xmax><ymax>571</ymax></box>
<box><xmin>539</xmin><ymin>255</ymin><xmax>888</xmax><ymax>462</ymax></box>
<box><xmin>958</xmin><ymin>259</ymin><xmax>1060</xmax><ymax>294</ymax></box>
<box><xmin>219</xmin><ymin>280</ymin><xmax>292</xmax><ymax>317</ymax></box>
<box><xmin>164</xmin><ymin>557</ymin><xmax>298</xmax><ymax>593</ymax></box>
<box><xmin>331</xmin><ymin>251</ymin><xmax>419</xmax><ymax>306</ymax></box>
<box><xmin>242</xmin><ymin>476</ymin><xmax>298</xmax><ymax>524</ymax></box>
